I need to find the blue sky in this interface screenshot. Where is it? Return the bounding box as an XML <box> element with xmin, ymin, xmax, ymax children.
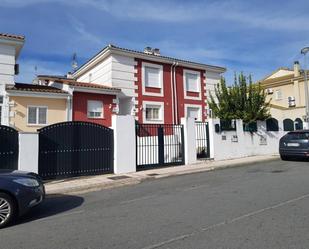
<box><xmin>1</xmin><ymin>0</ymin><xmax>309</xmax><ymax>83</ymax></box>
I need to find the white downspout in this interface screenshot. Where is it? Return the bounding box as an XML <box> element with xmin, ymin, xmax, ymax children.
<box><xmin>173</xmin><ymin>62</ymin><xmax>179</xmax><ymax>124</ymax></box>
<box><xmin>170</xmin><ymin>62</ymin><xmax>176</xmax><ymax>124</ymax></box>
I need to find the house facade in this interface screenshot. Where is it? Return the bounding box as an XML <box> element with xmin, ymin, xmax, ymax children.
<box><xmin>37</xmin><ymin>76</ymin><xmax>121</xmax><ymax>127</ymax></box>
<box><xmin>259</xmin><ymin>61</ymin><xmax>308</xmax><ymax>127</ymax></box>
<box><xmin>0</xmin><ymin>33</ymin><xmax>24</xmax><ymax>126</ymax></box>
<box><xmin>72</xmin><ymin>45</ymin><xmax>226</xmax><ymax>124</ymax></box>
<box><xmin>6</xmin><ymin>83</ymin><xmax>69</xmax><ymax>132</ymax></box>
<box><xmin>0</xmin><ymin>33</ymin><xmax>70</xmax><ymax>131</ymax></box>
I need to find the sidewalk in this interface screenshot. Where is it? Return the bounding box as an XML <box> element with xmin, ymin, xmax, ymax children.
<box><xmin>45</xmin><ymin>155</ymin><xmax>279</xmax><ymax>195</ymax></box>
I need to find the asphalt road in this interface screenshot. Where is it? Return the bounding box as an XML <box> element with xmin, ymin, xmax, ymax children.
<box><xmin>2</xmin><ymin>159</ymin><xmax>309</xmax><ymax>249</ymax></box>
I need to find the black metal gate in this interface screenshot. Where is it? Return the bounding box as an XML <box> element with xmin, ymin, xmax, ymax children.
<box><xmin>136</xmin><ymin>124</ymin><xmax>184</xmax><ymax>170</ymax></box>
<box><xmin>0</xmin><ymin>125</ymin><xmax>18</xmax><ymax>170</ymax></box>
<box><xmin>195</xmin><ymin>122</ymin><xmax>210</xmax><ymax>158</ymax></box>
<box><xmin>38</xmin><ymin>121</ymin><xmax>113</xmax><ymax>179</ymax></box>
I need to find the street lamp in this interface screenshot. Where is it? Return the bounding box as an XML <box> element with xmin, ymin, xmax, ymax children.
<box><xmin>301</xmin><ymin>47</ymin><xmax>309</xmax><ymax>128</ymax></box>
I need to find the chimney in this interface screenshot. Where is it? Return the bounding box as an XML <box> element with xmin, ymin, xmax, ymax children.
<box><xmin>294</xmin><ymin>61</ymin><xmax>300</xmax><ymax>77</ymax></box>
<box><xmin>67</xmin><ymin>72</ymin><xmax>73</xmax><ymax>79</ymax></box>
<box><xmin>153</xmin><ymin>48</ymin><xmax>160</xmax><ymax>56</ymax></box>
<box><xmin>144</xmin><ymin>47</ymin><xmax>153</xmax><ymax>55</ymax></box>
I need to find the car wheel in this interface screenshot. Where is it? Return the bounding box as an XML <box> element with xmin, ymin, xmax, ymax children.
<box><xmin>280</xmin><ymin>155</ymin><xmax>289</xmax><ymax>161</ymax></box>
<box><xmin>0</xmin><ymin>193</ymin><xmax>16</xmax><ymax>229</ymax></box>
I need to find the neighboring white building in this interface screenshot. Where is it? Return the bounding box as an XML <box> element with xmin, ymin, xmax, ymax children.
<box><xmin>0</xmin><ymin>33</ymin><xmax>25</xmax><ymax>125</ymax></box>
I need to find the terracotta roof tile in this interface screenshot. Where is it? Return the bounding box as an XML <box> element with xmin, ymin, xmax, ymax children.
<box><xmin>0</xmin><ymin>33</ymin><xmax>25</xmax><ymax>40</ymax></box>
<box><xmin>38</xmin><ymin>75</ymin><xmax>121</xmax><ymax>92</ymax></box>
<box><xmin>6</xmin><ymin>83</ymin><xmax>68</xmax><ymax>94</ymax></box>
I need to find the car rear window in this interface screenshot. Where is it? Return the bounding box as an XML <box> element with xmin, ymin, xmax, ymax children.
<box><xmin>287</xmin><ymin>132</ymin><xmax>309</xmax><ymax>139</ymax></box>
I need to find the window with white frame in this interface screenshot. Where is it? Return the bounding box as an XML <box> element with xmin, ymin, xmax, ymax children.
<box><xmin>28</xmin><ymin>106</ymin><xmax>47</xmax><ymax>125</ymax></box>
<box><xmin>275</xmin><ymin>89</ymin><xmax>283</xmax><ymax>100</ymax></box>
<box><xmin>186</xmin><ymin>106</ymin><xmax>201</xmax><ymax>121</ymax></box>
<box><xmin>87</xmin><ymin>100</ymin><xmax>103</xmax><ymax>118</ymax></box>
<box><xmin>145</xmin><ymin>105</ymin><xmax>162</xmax><ymax>121</ymax></box>
<box><xmin>185</xmin><ymin>72</ymin><xmax>199</xmax><ymax>92</ymax></box>
<box><xmin>0</xmin><ymin>96</ymin><xmax>3</xmax><ymax>124</ymax></box>
<box><xmin>144</xmin><ymin>66</ymin><xmax>160</xmax><ymax>88</ymax></box>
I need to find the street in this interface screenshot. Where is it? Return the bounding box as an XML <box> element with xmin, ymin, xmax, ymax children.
<box><xmin>2</xmin><ymin>159</ymin><xmax>309</xmax><ymax>249</ymax></box>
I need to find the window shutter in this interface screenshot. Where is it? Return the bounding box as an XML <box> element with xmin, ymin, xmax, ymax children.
<box><xmin>28</xmin><ymin>107</ymin><xmax>37</xmax><ymax>124</ymax></box>
<box><xmin>186</xmin><ymin>73</ymin><xmax>198</xmax><ymax>92</ymax></box>
<box><xmin>38</xmin><ymin>107</ymin><xmax>47</xmax><ymax>124</ymax></box>
<box><xmin>88</xmin><ymin>101</ymin><xmax>103</xmax><ymax>118</ymax></box>
<box><xmin>145</xmin><ymin>67</ymin><xmax>160</xmax><ymax>87</ymax></box>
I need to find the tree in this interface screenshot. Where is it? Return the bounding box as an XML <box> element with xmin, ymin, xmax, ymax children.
<box><xmin>208</xmin><ymin>73</ymin><xmax>270</xmax><ymax>123</ymax></box>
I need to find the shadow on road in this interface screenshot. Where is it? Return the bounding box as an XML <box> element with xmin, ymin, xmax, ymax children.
<box><xmin>16</xmin><ymin>194</ymin><xmax>84</xmax><ymax>225</ymax></box>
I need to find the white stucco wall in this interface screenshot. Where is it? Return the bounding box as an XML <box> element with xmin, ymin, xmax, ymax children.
<box><xmin>0</xmin><ymin>44</ymin><xmax>15</xmax><ymax>85</ymax></box>
<box><xmin>112</xmin><ymin>115</ymin><xmax>136</xmax><ymax>174</ymax></box>
<box><xmin>181</xmin><ymin>117</ymin><xmax>197</xmax><ymax>164</ymax></box>
<box><xmin>18</xmin><ymin>132</ymin><xmax>39</xmax><ymax>173</ymax></box>
<box><xmin>76</xmin><ymin>54</ymin><xmax>136</xmax><ymax>97</ymax></box>
<box><xmin>208</xmin><ymin>119</ymin><xmax>286</xmax><ymax>161</ymax></box>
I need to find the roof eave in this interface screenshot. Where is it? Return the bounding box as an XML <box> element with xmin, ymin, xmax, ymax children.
<box><xmin>6</xmin><ymin>90</ymin><xmax>69</xmax><ymax>99</ymax></box>
<box><xmin>72</xmin><ymin>46</ymin><xmax>226</xmax><ymax>78</ymax></box>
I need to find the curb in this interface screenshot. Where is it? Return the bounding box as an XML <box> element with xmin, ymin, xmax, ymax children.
<box><xmin>45</xmin><ymin>156</ymin><xmax>280</xmax><ymax>195</ymax></box>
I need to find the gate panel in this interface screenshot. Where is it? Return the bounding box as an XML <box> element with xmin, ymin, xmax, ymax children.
<box><xmin>0</xmin><ymin>125</ymin><xmax>18</xmax><ymax>170</ymax></box>
<box><xmin>38</xmin><ymin>121</ymin><xmax>113</xmax><ymax>179</ymax></box>
<box><xmin>195</xmin><ymin>122</ymin><xmax>210</xmax><ymax>158</ymax></box>
<box><xmin>136</xmin><ymin>124</ymin><xmax>184</xmax><ymax>170</ymax></box>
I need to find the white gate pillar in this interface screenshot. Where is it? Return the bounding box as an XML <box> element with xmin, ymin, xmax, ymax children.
<box><xmin>112</xmin><ymin>115</ymin><xmax>136</xmax><ymax>174</ymax></box>
<box><xmin>18</xmin><ymin>132</ymin><xmax>39</xmax><ymax>173</ymax></box>
<box><xmin>181</xmin><ymin>117</ymin><xmax>197</xmax><ymax>165</ymax></box>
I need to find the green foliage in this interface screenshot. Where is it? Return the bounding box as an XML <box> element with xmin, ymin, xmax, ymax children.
<box><xmin>208</xmin><ymin>73</ymin><xmax>271</xmax><ymax>124</ymax></box>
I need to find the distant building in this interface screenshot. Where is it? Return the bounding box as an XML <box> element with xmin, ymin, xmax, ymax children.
<box><xmin>259</xmin><ymin>61</ymin><xmax>308</xmax><ymax>128</ymax></box>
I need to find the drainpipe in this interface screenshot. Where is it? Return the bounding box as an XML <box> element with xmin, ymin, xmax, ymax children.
<box><xmin>170</xmin><ymin>62</ymin><xmax>176</xmax><ymax>124</ymax></box>
<box><xmin>173</xmin><ymin>62</ymin><xmax>179</xmax><ymax>124</ymax></box>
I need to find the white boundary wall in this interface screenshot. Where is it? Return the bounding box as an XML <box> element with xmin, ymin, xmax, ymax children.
<box><xmin>112</xmin><ymin>115</ymin><xmax>136</xmax><ymax>174</ymax></box>
<box><xmin>208</xmin><ymin>119</ymin><xmax>286</xmax><ymax>161</ymax></box>
<box><xmin>18</xmin><ymin>132</ymin><xmax>39</xmax><ymax>173</ymax></box>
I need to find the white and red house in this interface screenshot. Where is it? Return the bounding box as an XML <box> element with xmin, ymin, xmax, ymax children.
<box><xmin>39</xmin><ymin>45</ymin><xmax>225</xmax><ymax>126</ymax></box>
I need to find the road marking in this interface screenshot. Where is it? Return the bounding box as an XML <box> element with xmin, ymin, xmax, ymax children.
<box><xmin>37</xmin><ymin>210</ymin><xmax>85</xmax><ymax>222</ymax></box>
<box><xmin>120</xmin><ymin>195</ymin><xmax>157</xmax><ymax>204</ymax></box>
<box><xmin>142</xmin><ymin>192</ymin><xmax>309</xmax><ymax>249</ymax></box>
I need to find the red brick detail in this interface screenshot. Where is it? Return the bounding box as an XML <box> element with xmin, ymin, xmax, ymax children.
<box><xmin>145</xmin><ymin>87</ymin><xmax>162</xmax><ymax>93</ymax></box>
<box><xmin>186</xmin><ymin>91</ymin><xmax>200</xmax><ymax>97</ymax></box>
<box><xmin>175</xmin><ymin>67</ymin><xmax>206</xmax><ymax>122</ymax></box>
<box><xmin>135</xmin><ymin>58</ymin><xmax>173</xmax><ymax>124</ymax></box>
<box><xmin>72</xmin><ymin>92</ymin><xmax>116</xmax><ymax>127</ymax></box>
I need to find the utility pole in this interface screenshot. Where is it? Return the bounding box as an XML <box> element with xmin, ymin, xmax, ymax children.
<box><xmin>301</xmin><ymin>47</ymin><xmax>309</xmax><ymax>129</ymax></box>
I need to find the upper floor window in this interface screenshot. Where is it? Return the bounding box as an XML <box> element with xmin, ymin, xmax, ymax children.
<box><xmin>275</xmin><ymin>89</ymin><xmax>283</xmax><ymax>100</ymax></box>
<box><xmin>145</xmin><ymin>66</ymin><xmax>160</xmax><ymax>88</ymax></box>
<box><xmin>87</xmin><ymin>100</ymin><xmax>103</xmax><ymax>118</ymax></box>
<box><xmin>142</xmin><ymin>62</ymin><xmax>163</xmax><ymax>95</ymax></box>
<box><xmin>28</xmin><ymin>106</ymin><xmax>47</xmax><ymax>125</ymax></box>
<box><xmin>185</xmin><ymin>72</ymin><xmax>199</xmax><ymax>92</ymax></box>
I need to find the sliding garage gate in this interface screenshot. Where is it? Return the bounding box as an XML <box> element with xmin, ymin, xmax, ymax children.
<box><xmin>38</xmin><ymin>121</ymin><xmax>113</xmax><ymax>179</ymax></box>
<box><xmin>136</xmin><ymin>124</ymin><xmax>184</xmax><ymax>170</ymax></box>
<box><xmin>0</xmin><ymin>125</ymin><xmax>18</xmax><ymax>170</ymax></box>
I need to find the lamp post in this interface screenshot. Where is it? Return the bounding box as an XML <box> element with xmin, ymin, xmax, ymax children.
<box><xmin>301</xmin><ymin>47</ymin><xmax>309</xmax><ymax>128</ymax></box>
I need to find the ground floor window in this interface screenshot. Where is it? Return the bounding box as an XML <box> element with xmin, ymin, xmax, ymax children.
<box><xmin>143</xmin><ymin>101</ymin><xmax>164</xmax><ymax>123</ymax></box>
<box><xmin>87</xmin><ymin>100</ymin><xmax>103</xmax><ymax>118</ymax></box>
<box><xmin>28</xmin><ymin>106</ymin><xmax>47</xmax><ymax>125</ymax></box>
